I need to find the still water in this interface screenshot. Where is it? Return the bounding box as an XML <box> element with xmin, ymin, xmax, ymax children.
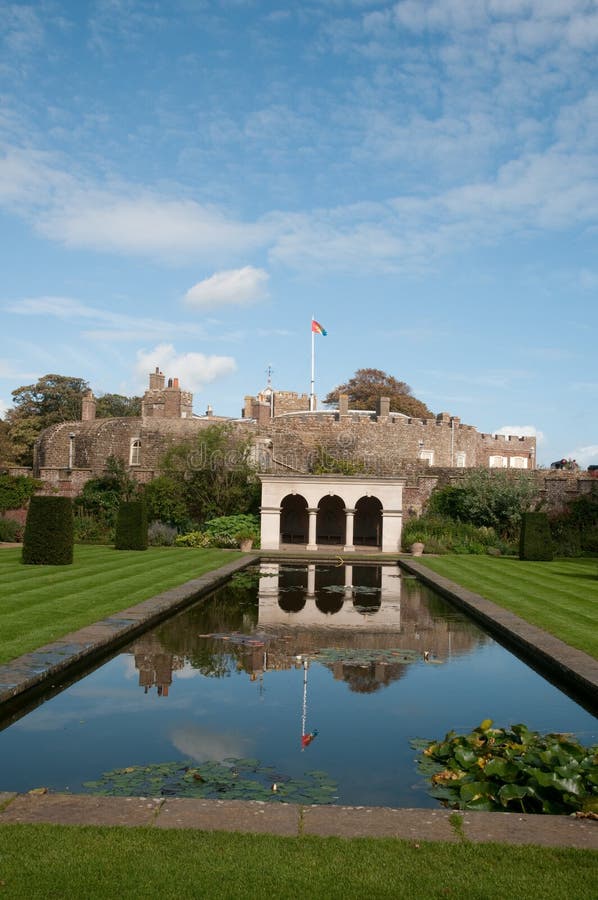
<box><xmin>0</xmin><ymin>563</ymin><xmax>596</xmax><ymax>808</ymax></box>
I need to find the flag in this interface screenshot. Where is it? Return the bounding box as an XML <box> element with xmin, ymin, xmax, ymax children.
<box><xmin>311</xmin><ymin>319</ymin><xmax>327</xmax><ymax>336</ymax></box>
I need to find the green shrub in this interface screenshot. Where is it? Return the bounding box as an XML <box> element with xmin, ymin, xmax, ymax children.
<box><xmin>174</xmin><ymin>530</ymin><xmax>212</xmax><ymax>548</ymax></box>
<box><xmin>143</xmin><ymin>477</ymin><xmax>190</xmax><ymax>530</ymax></box>
<box><xmin>402</xmin><ymin>514</ymin><xmax>515</xmax><ymax>555</ymax></box>
<box><xmin>73</xmin><ymin>513</ymin><xmax>114</xmax><ymax>545</ymax></box>
<box><xmin>0</xmin><ymin>517</ymin><xmax>23</xmax><ymax>542</ymax></box>
<box><xmin>428</xmin><ymin>470</ymin><xmax>537</xmax><ymax>540</ymax></box>
<box><xmin>203</xmin><ymin>514</ymin><xmax>260</xmax><ymax>547</ymax></box>
<box><xmin>0</xmin><ymin>474</ymin><xmax>41</xmax><ymax>512</ymax></box>
<box><xmin>549</xmin><ymin>517</ymin><xmax>582</xmax><ymax>557</ymax></box>
<box><xmin>114</xmin><ymin>500</ymin><xmax>148</xmax><ymax>551</ymax></box>
<box><xmin>148</xmin><ymin>521</ymin><xmax>178</xmax><ymax>546</ymax></box>
<box><xmin>22</xmin><ymin>495</ymin><xmax>74</xmax><ymax>565</ymax></box>
<box><xmin>519</xmin><ymin>512</ymin><xmax>553</xmax><ymax>561</ymax></box>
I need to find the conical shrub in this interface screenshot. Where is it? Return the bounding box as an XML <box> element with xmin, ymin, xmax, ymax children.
<box><xmin>115</xmin><ymin>500</ymin><xmax>148</xmax><ymax>550</ymax></box>
<box><xmin>22</xmin><ymin>495</ymin><xmax>74</xmax><ymax>565</ymax></box>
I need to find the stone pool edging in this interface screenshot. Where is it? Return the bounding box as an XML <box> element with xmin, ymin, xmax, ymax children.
<box><xmin>398</xmin><ymin>558</ymin><xmax>598</xmax><ymax>714</ymax></box>
<box><xmin>1</xmin><ymin>551</ymin><xmax>597</xmax><ymax>848</ymax></box>
<box><xmin>0</xmin><ymin>791</ymin><xmax>596</xmax><ymax>848</ymax></box>
<box><xmin>0</xmin><ymin>554</ymin><xmax>253</xmax><ymax>711</ymax></box>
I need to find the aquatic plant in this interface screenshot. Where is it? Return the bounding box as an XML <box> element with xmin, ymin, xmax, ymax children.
<box><xmin>413</xmin><ymin>719</ymin><xmax>598</xmax><ymax>815</ymax></box>
<box><xmin>83</xmin><ymin>758</ymin><xmax>338</xmax><ymax>804</ymax></box>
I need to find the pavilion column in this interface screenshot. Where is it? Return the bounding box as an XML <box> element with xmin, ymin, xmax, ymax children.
<box><xmin>260</xmin><ymin>505</ymin><xmax>282</xmax><ymax>550</ymax></box>
<box><xmin>344</xmin><ymin>564</ymin><xmax>353</xmax><ymax>598</ymax></box>
<box><xmin>306</xmin><ymin>508</ymin><xmax>318</xmax><ymax>552</ymax></box>
<box><xmin>343</xmin><ymin>508</ymin><xmax>355</xmax><ymax>552</ymax></box>
<box><xmin>381</xmin><ymin>508</ymin><xmax>403</xmax><ymax>553</ymax></box>
<box><xmin>306</xmin><ymin>563</ymin><xmax>316</xmax><ymax>596</ymax></box>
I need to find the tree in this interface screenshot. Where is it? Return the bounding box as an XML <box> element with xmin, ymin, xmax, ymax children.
<box><xmin>143</xmin><ymin>476</ymin><xmax>189</xmax><ymax>529</ymax></box>
<box><xmin>0</xmin><ymin>420</ymin><xmax>17</xmax><ymax>467</ymax></box>
<box><xmin>6</xmin><ymin>374</ymin><xmax>90</xmax><ymax>466</ymax></box>
<box><xmin>324</xmin><ymin>368</ymin><xmax>433</xmax><ymax>418</ymax></box>
<box><xmin>10</xmin><ymin>374</ymin><xmax>89</xmax><ymax>423</ymax></box>
<box><xmin>95</xmin><ymin>393</ymin><xmax>142</xmax><ymax>418</ymax></box>
<box><xmin>160</xmin><ymin>424</ymin><xmax>260</xmax><ymax>524</ymax></box>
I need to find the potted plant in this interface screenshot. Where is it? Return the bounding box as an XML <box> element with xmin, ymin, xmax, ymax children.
<box><xmin>235</xmin><ymin>529</ymin><xmax>256</xmax><ymax>552</ymax></box>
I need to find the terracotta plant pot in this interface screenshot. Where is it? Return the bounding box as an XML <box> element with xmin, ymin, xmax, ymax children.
<box><xmin>410</xmin><ymin>542</ymin><xmax>424</xmax><ymax>557</ymax></box>
<box><xmin>239</xmin><ymin>538</ymin><xmax>254</xmax><ymax>552</ymax></box>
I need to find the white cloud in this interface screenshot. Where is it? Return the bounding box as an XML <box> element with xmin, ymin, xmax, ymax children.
<box><xmin>184</xmin><ymin>266</ymin><xmax>269</xmax><ymax>310</ymax></box>
<box><xmin>0</xmin><ymin>396</ymin><xmax>9</xmax><ymax>417</ymax></box>
<box><xmin>6</xmin><ymin>295</ymin><xmax>207</xmax><ymax>343</ymax></box>
<box><xmin>37</xmin><ymin>192</ymin><xmax>271</xmax><ymax>264</ymax></box>
<box><xmin>170</xmin><ymin>724</ymin><xmax>249</xmax><ymax>763</ymax></box>
<box><xmin>494</xmin><ymin>424</ymin><xmax>545</xmax><ymax>442</ymax></box>
<box><xmin>565</xmin><ymin>444</ymin><xmax>598</xmax><ymax>468</ymax></box>
<box><xmin>135</xmin><ymin>343</ymin><xmax>236</xmax><ymax>394</ymax></box>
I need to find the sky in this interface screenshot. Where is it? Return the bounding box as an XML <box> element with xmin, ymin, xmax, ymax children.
<box><xmin>0</xmin><ymin>0</ymin><xmax>596</xmax><ymax>468</ymax></box>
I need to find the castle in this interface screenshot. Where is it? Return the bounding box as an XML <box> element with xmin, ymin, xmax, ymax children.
<box><xmin>31</xmin><ymin>368</ymin><xmax>536</xmax><ymax>505</ymax></box>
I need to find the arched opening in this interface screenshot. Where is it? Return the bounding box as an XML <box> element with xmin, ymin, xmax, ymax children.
<box><xmin>280</xmin><ymin>494</ymin><xmax>308</xmax><ymax>544</ymax></box>
<box><xmin>316</xmin><ymin>495</ymin><xmax>345</xmax><ymax>545</ymax></box>
<box><xmin>354</xmin><ymin>496</ymin><xmax>382</xmax><ymax>547</ymax></box>
<box><xmin>278</xmin><ymin>566</ymin><xmax>307</xmax><ymax>612</ymax></box>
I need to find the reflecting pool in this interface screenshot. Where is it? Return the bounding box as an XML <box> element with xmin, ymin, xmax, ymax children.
<box><xmin>0</xmin><ymin>563</ymin><xmax>596</xmax><ymax>808</ymax></box>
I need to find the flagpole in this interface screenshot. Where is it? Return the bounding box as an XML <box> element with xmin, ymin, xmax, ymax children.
<box><xmin>310</xmin><ymin>316</ymin><xmax>315</xmax><ymax>411</ymax></box>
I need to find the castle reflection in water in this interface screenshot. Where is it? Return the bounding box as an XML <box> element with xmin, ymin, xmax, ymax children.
<box><xmin>129</xmin><ymin>563</ymin><xmax>488</xmax><ymax>696</ymax></box>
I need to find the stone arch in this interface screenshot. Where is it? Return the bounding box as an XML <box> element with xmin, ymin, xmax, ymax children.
<box><xmin>315</xmin><ymin>591</ymin><xmax>344</xmax><ymax>615</ymax></box>
<box><xmin>280</xmin><ymin>493</ymin><xmax>308</xmax><ymax>544</ymax></box>
<box><xmin>354</xmin><ymin>496</ymin><xmax>383</xmax><ymax>547</ymax></box>
<box><xmin>316</xmin><ymin>494</ymin><xmax>346</xmax><ymax>545</ymax></box>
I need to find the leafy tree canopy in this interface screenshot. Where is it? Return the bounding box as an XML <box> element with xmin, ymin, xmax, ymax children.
<box><xmin>95</xmin><ymin>393</ymin><xmax>141</xmax><ymax>418</ymax></box>
<box><xmin>4</xmin><ymin>375</ymin><xmax>141</xmax><ymax>466</ymax></box>
<box><xmin>9</xmin><ymin>374</ymin><xmax>89</xmax><ymax>425</ymax></box>
<box><xmin>160</xmin><ymin>423</ymin><xmax>260</xmax><ymax>525</ymax></box>
<box><xmin>324</xmin><ymin>368</ymin><xmax>433</xmax><ymax>418</ymax></box>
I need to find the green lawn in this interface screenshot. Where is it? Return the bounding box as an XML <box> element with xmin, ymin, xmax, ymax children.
<box><xmin>0</xmin><ymin>824</ymin><xmax>595</xmax><ymax>899</ymax></box>
<box><xmin>0</xmin><ymin>545</ymin><xmax>240</xmax><ymax>665</ymax></box>
<box><xmin>414</xmin><ymin>556</ymin><xmax>598</xmax><ymax>659</ymax></box>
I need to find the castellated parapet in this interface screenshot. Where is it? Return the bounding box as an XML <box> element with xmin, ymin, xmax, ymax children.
<box><xmin>31</xmin><ymin>376</ymin><xmax>536</xmax><ymax>493</ymax></box>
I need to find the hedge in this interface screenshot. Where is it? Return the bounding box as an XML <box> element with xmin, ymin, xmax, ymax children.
<box><xmin>22</xmin><ymin>495</ymin><xmax>74</xmax><ymax>565</ymax></box>
<box><xmin>519</xmin><ymin>512</ymin><xmax>553</xmax><ymax>561</ymax></box>
<box><xmin>114</xmin><ymin>500</ymin><xmax>148</xmax><ymax>551</ymax></box>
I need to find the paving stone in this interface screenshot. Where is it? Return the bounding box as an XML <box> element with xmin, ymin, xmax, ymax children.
<box><xmin>302</xmin><ymin>805</ymin><xmax>458</xmax><ymax>841</ymax></box>
<box><xmin>460</xmin><ymin>810</ymin><xmax>598</xmax><ymax>849</ymax></box>
<box><xmin>0</xmin><ymin>793</ymin><xmax>162</xmax><ymax>827</ymax></box>
<box><xmin>155</xmin><ymin>799</ymin><xmax>299</xmax><ymax>836</ymax></box>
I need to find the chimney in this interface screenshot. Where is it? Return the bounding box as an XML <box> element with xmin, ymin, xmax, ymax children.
<box><xmin>81</xmin><ymin>390</ymin><xmax>96</xmax><ymax>421</ymax></box>
<box><xmin>206</xmin><ymin>404</ymin><xmax>213</xmax><ymax>417</ymax></box>
<box><xmin>173</xmin><ymin>377</ymin><xmax>179</xmax><ymax>389</ymax></box>
<box><xmin>149</xmin><ymin>367</ymin><xmax>165</xmax><ymax>390</ymax></box>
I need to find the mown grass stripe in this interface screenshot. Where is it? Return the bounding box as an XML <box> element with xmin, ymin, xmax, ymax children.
<box><xmin>417</xmin><ymin>556</ymin><xmax>598</xmax><ymax>658</ymax></box>
<box><xmin>0</xmin><ymin>546</ymin><xmax>240</xmax><ymax>665</ymax></box>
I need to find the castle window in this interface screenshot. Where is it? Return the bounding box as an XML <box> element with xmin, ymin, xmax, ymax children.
<box><xmin>418</xmin><ymin>449</ymin><xmax>434</xmax><ymax>466</ymax></box>
<box><xmin>509</xmin><ymin>456</ymin><xmax>528</xmax><ymax>469</ymax></box>
<box><xmin>455</xmin><ymin>451</ymin><xmax>466</xmax><ymax>468</ymax></box>
<box><xmin>130</xmin><ymin>438</ymin><xmax>141</xmax><ymax>466</ymax></box>
<box><xmin>489</xmin><ymin>455</ymin><xmax>508</xmax><ymax>468</ymax></box>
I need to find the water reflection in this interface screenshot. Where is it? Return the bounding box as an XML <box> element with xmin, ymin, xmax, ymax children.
<box><xmin>128</xmin><ymin>564</ymin><xmax>487</xmax><ymax>697</ymax></box>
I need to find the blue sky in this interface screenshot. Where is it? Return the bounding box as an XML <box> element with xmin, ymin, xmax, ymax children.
<box><xmin>0</xmin><ymin>0</ymin><xmax>596</xmax><ymax>468</ymax></box>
